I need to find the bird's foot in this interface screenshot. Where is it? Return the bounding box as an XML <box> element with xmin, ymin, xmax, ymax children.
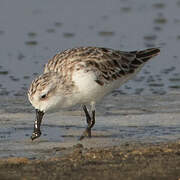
<box><xmin>31</xmin><ymin>131</ymin><xmax>41</xmax><ymax>141</ymax></box>
<box><xmin>79</xmin><ymin>128</ymin><xmax>91</xmax><ymax>140</ymax></box>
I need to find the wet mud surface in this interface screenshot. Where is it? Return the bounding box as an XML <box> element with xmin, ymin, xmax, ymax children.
<box><xmin>0</xmin><ymin>94</ymin><xmax>180</xmax><ymax>179</ymax></box>
<box><xmin>1</xmin><ymin>93</ymin><xmax>180</xmax><ymax>159</ymax></box>
<box><xmin>1</xmin><ymin>142</ymin><xmax>180</xmax><ymax>180</ymax></box>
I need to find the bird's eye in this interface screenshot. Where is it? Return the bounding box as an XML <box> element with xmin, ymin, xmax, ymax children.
<box><xmin>40</xmin><ymin>94</ymin><xmax>47</xmax><ymax>99</ymax></box>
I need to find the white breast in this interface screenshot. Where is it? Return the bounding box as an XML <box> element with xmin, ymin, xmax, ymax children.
<box><xmin>71</xmin><ymin>67</ymin><xmax>142</xmax><ymax>105</ymax></box>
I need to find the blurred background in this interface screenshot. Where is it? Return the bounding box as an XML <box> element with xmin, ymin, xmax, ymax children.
<box><xmin>0</xmin><ymin>0</ymin><xmax>180</xmax><ymax>97</ymax></box>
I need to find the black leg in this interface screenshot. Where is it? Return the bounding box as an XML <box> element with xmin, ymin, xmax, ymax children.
<box><xmin>90</xmin><ymin>110</ymin><xmax>95</xmax><ymax>129</ymax></box>
<box><xmin>79</xmin><ymin>105</ymin><xmax>96</xmax><ymax>140</ymax></box>
<box><xmin>82</xmin><ymin>105</ymin><xmax>91</xmax><ymax>125</ymax></box>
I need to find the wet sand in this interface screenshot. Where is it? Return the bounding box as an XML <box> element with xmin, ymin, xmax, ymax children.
<box><xmin>0</xmin><ymin>93</ymin><xmax>180</xmax><ymax>179</ymax></box>
<box><xmin>0</xmin><ymin>142</ymin><xmax>180</xmax><ymax>180</ymax></box>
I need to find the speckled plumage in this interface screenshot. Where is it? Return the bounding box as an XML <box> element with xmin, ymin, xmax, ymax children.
<box><xmin>43</xmin><ymin>47</ymin><xmax>160</xmax><ymax>86</ymax></box>
<box><xmin>28</xmin><ymin>46</ymin><xmax>160</xmax><ymax>140</ymax></box>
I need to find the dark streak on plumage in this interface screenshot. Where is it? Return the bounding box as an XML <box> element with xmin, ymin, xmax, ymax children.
<box><xmin>94</xmin><ymin>62</ymin><xmax>100</xmax><ymax>69</ymax></box>
<box><xmin>43</xmin><ymin>46</ymin><xmax>160</xmax><ymax>87</ymax></box>
<box><xmin>131</xmin><ymin>58</ymin><xmax>142</xmax><ymax>65</ymax></box>
<box><xmin>121</xmin><ymin>64</ymin><xmax>129</xmax><ymax>70</ymax></box>
<box><xmin>100</xmin><ymin>48</ymin><xmax>109</xmax><ymax>53</ymax></box>
<box><xmin>112</xmin><ymin>59</ymin><xmax>119</xmax><ymax>67</ymax></box>
<box><xmin>141</xmin><ymin>57</ymin><xmax>152</xmax><ymax>62</ymax></box>
<box><xmin>119</xmin><ymin>70</ymin><xmax>126</xmax><ymax>75</ymax></box>
<box><xmin>95</xmin><ymin>79</ymin><xmax>104</xmax><ymax>86</ymax></box>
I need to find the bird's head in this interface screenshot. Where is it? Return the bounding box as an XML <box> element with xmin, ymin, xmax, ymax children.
<box><xmin>28</xmin><ymin>72</ymin><xmax>65</xmax><ymax>140</ymax></box>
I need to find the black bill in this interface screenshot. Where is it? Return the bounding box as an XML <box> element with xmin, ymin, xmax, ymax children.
<box><xmin>31</xmin><ymin>109</ymin><xmax>44</xmax><ymax>141</ymax></box>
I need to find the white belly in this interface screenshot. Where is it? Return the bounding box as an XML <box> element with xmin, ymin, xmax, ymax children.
<box><xmin>71</xmin><ymin>68</ymin><xmax>141</xmax><ymax>105</ymax></box>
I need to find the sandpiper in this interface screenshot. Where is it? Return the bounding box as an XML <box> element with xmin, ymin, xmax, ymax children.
<box><xmin>28</xmin><ymin>47</ymin><xmax>160</xmax><ymax>140</ymax></box>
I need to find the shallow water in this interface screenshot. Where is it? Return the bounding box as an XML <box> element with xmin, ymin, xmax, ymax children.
<box><xmin>0</xmin><ymin>93</ymin><xmax>180</xmax><ymax>158</ymax></box>
<box><xmin>0</xmin><ymin>0</ymin><xmax>180</xmax><ymax>96</ymax></box>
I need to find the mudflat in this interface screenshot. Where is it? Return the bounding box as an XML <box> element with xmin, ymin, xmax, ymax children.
<box><xmin>0</xmin><ymin>142</ymin><xmax>180</xmax><ymax>180</ymax></box>
<box><xmin>1</xmin><ymin>94</ymin><xmax>180</xmax><ymax>179</ymax></box>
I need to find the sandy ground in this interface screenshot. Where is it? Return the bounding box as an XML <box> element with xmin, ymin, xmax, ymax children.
<box><xmin>1</xmin><ymin>93</ymin><xmax>180</xmax><ymax>179</ymax></box>
<box><xmin>0</xmin><ymin>142</ymin><xmax>180</xmax><ymax>180</ymax></box>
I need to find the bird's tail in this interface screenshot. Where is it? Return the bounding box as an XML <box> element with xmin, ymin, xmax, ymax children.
<box><xmin>133</xmin><ymin>48</ymin><xmax>160</xmax><ymax>62</ymax></box>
